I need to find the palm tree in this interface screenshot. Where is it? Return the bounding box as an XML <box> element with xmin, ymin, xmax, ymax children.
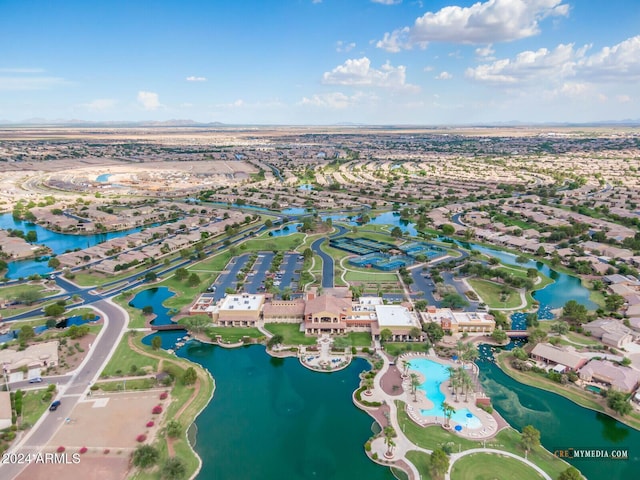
<box><xmin>462</xmin><ymin>343</ymin><xmax>479</xmax><ymax>366</ymax></box>
<box><xmin>363</xmin><ymin>375</ymin><xmax>374</xmax><ymax>395</ymax></box>
<box><xmin>410</xmin><ymin>373</ymin><xmax>420</xmax><ymax>402</ymax></box>
<box><xmin>459</xmin><ymin>368</ymin><xmax>473</xmax><ymax>402</ymax></box>
<box><xmin>383</xmin><ymin>426</ymin><xmax>396</xmax><ymax>456</ymax></box>
<box><xmin>441</xmin><ymin>401</ymin><xmax>456</xmax><ymax>428</ymax></box>
<box><xmin>447</xmin><ymin>366</ymin><xmax>460</xmax><ymax>401</ymax></box>
<box><xmin>401</xmin><ymin>359</ymin><xmax>409</xmax><ymax>378</ymax></box>
<box><xmin>455</xmin><ymin>339</ymin><xmax>465</xmax><ymax>362</ymax></box>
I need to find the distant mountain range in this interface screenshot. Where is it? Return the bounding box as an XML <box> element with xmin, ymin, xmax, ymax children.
<box><xmin>0</xmin><ymin>118</ymin><xmax>227</xmax><ymax>127</ymax></box>
<box><xmin>0</xmin><ymin>118</ymin><xmax>639</xmax><ymax>128</ymax></box>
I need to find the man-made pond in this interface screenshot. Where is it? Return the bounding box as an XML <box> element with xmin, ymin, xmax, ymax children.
<box><xmin>268</xmin><ymin>223</ymin><xmax>302</xmax><ymax>237</ymax></box>
<box><xmin>96</xmin><ymin>173</ymin><xmax>112</xmax><ymax>183</ymax></box>
<box><xmin>322</xmin><ymin>211</ymin><xmax>418</xmax><ymax>237</ymax></box>
<box><xmin>478</xmin><ymin>344</ymin><xmax>640</xmax><ymax>479</ymax></box>
<box><xmin>0</xmin><ymin>314</ymin><xmax>99</xmax><ymax>344</ymax></box>
<box><xmin>127</xmin><ymin>287</ymin><xmax>188</xmax><ymax>349</ymax></box>
<box><xmin>178</xmin><ymin>343</ymin><xmax>394</xmax><ymax>480</ymax></box>
<box><xmin>466</xmin><ymin>244</ymin><xmax>597</xmax><ymax>311</ymax></box>
<box><xmin>0</xmin><ymin>213</ymin><xmax>150</xmax><ymax>279</ymax></box>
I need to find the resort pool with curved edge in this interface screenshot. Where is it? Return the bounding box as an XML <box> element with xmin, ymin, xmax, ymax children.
<box><xmin>409</xmin><ymin>358</ymin><xmax>482</xmax><ymax>429</ymax></box>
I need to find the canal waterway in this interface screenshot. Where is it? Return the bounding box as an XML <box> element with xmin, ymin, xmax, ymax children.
<box><xmin>178</xmin><ymin>343</ymin><xmax>394</xmax><ymax>480</ymax></box>
<box><xmin>477</xmin><ymin>344</ymin><xmax>640</xmax><ymax>479</ymax></box>
<box><xmin>0</xmin><ymin>213</ymin><xmax>157</xmax><ymax>279</ymax></box>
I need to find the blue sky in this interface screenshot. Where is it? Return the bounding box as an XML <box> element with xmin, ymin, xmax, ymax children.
<box><xmin>1</xmin><ymin>0</ymin><xmax>639</xmax><ymax>124</ymax></box>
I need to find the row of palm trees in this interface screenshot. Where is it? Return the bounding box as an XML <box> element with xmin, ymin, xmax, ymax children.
<box><xmin>447</xmin><ymin>366</ymin><xmax>475</xmax><ymax>402</ymax></box>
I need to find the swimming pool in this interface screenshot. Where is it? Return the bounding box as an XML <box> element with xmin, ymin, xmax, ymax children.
<box><xmin>409</xmin><ymin>358</ymin><xmax>482</xmax><ymax>429</ymax></box>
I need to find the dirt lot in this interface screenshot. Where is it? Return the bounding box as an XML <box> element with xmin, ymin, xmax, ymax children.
<box><xmin>17</xmin><ymin>455</ymin><xmax>130</xmax><ymax>480</ymax></box>
<box><xmin>19</xmin><ymin>390</ymin><xmax>170</xmax><ymax>479</ymax></box>
<box><xmin>49</xmin><ymin>390</ymin><xmax>166</xmax><ymax>449</ymax></box>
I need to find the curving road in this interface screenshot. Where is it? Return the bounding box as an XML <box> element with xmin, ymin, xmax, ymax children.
<box><xmin>0</xmin><ymin>299</ymin><xmax>128</xmax><ymax>479</ymax></box>
<box><xmin>309</xmin><ymin>224</ymin><xmax>348</xmax><ymax>289</ymax></box>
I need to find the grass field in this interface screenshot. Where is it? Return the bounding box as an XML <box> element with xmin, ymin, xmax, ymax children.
<box><xmin>384</xmin><ymin>342</ymin><xmax>430</xmax><ymax>357</ymax></box>
<box><xmin>101</xmin><ymin>333</ymin><xmax>159</xmax><ymax>377</ymax></box>
<box><xmin>405</xmin><ymin>450</ymin><xmax>433</xmax><ymax>480</ymax></box>
<box><xmin>240</xmin><ymin>232</ymin><xmax>304</xmax><ymax>252</ymax></box>
<box><xmin>264</xmin><ymin>323</ymin><xmax>316</xmax><ymax>345</ymax></box>
<box><xmin>344</xmin><ymin>270</ymin><xmax>399</xmax><ymax>283</ymax></box>
<box><xmin>204</xmin><ymin>326</ymin><xmax>264</xmax><ymax>343</ymax></box>
<box><xmin>451</xmin><ymin>452</ymin><xmax>544</xmax><ymax>480</ymax></box>
<box><xmin>342</xmin><ymin>332</ymin><xmax>373</xmax><ymax>347</ymax></box>
<box><xmin>21</xmin><ymin>389</ymin><xmax>54</xmax><ymax>428</ymax></box>
<box><xmin>0</xmin><ymin>282</ymin><xmax>54</xmax><ymax>301</ymax></box>
<box><xmin>396</xmin><ymin>401</ymin><xmax>570</xmax><ymax>479</ymax></box>
<box><xmin>96</xmin><ymin>377</ymin><xmax>157</xmax><ymax>391</ymax></box>
<box><xmin>467</xmin><ymin>278</ymin><xmax>522</xmax><ymax>309</ymax></box>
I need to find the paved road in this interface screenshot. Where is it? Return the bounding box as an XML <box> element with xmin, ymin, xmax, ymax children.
<box><xmin>311</xmin><ymin>237</ymin><xmax>334</xmax><ymax>289</ymax></box>
<box><xmin>0</xmin><ymin>299</ymin><xmax>127</xmax><ymax>480</ymax></box>
<box><xmin>309</xmin><ymin>225</ymin><xmax>348</xmax><ymax>289</ymax></box>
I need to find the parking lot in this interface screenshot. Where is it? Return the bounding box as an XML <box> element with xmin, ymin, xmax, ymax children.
<box><xmin>208</xmin><ymin>252</ymin><xmax>303</xmax><ymax>299</ymax></box>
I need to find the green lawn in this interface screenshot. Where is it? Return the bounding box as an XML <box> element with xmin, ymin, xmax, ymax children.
<box><xmin>344</xmin><ymin>270</ymin><xmax>399</xmax><ymax>283</ymax></box>
<box><xmin>343</xmin><ymin>332</ymin><xmax>373</xmax><ymax>347</ymax></box>
<box><xmin>396</xmin><ymin>401</ymin><xmax>570</xmax><ymax>479</ymax></box>
<box><xmin>384</xmin><ymin>342</ymin><xmax>430</xmax><ymax>357</ymax></box>
<box><xmin>451</xmin><ymin>453</ymin><xmax>544</xmax><ymax>480</ymax></box>
<box><xmin>21</xmin><ymin>389</ymin><xmax>54</xmax><ymax>428</ymax></box>
<box><xmin>0</xmin><ymin>282</ymin><xmax>53</xmax><ymax>301</ymax></box>
<box><xmin>405</xmin><ymin>450</ymin><xmax>433</xmax><ymax>480</ymax></box>
<box><xmin>240</xmin><ymin>232</ymin><xmax>304</xmax><ymax>252</ymax></box>
<box><xmin>264</xmin><ymin>323</ymin><xmax>317</xmax><ymax>345</ymax></box>
<box><xmin>101</xmin><ymin>333</ymin><xmax>159</xmax><ymax>377</ymax></box>
<box><xmin>204</xmin><ymin>326</ymin><xmax>264</xmax><ymax>343</ymax></box>
<box><xmin>467</xmin><ymin>279</ymin><xmax>522</xmax><ymax>309</ymax></box>
<box><xmin>96</xmin><ymin>377</ymin><xmax>157</xmax><ymax>391</ymax></box>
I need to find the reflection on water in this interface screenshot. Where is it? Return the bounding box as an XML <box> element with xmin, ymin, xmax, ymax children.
<box><xmin>478</xmin><ymin>344</ymin><xmax>640</xmax><ymax>479</ymax></box>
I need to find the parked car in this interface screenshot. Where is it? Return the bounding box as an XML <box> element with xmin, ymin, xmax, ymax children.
<box><xmin>49</xmin><ymin>400</ymin><xmax>61</xmax><ymax>411</ymax></box>
<box><xmin>29</xmin><ymin>377</ymin><xmax>43</xmax><ymax>383</ymax></box>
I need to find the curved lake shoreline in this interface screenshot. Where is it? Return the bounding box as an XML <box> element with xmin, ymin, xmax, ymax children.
<box><xmin>177</xmin><ymin>342</ymin><xmax>395</xmax><ymax>480</ymax></box>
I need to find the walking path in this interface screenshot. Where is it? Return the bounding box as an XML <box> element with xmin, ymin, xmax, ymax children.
<box><xmin>357</xmin><ymin>350</ymin><xmax>554</xmax><ymax>480</ymax></box>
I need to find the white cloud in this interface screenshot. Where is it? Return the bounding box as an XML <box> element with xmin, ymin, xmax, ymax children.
<box><xmin>436</xmin><ymin>71</ymin><xmax>453</xmax><ymax>80</ymax></box>
<box><xmin>616</xmin><ymin>95</ymin><xmax>632</xmax><ymax>103</ymax></box>
<box><xmin>576</xmin><ymin>35</ymin><xmax>640</xmax><ymax>81</ymax></box>
<box><xmin>475</xmin><ymin>45</ymin><xmax>495</xmax><ymax>58</ymax></box>
<box><xmin>377</xmin><ymin>0</ymin><xmax>569</xmax><ymax>51</ymax></box>
<box><xmin>466</xmin><ymin>36</ymin><xmax>640</xmax><ymax>87</ymax></box>
<box><xmin>0</xmin><ymin>76</ymin><xmax>69</xmax><ymax>90</ymax></box>
<box><xmin>299</xmin><ymin>91</ymin><xmax>374</xmax><ymax>109</ymax></box>
<box><xmin>336</xmin><ymin>41</ymin><xmax>356</xmax><ymax>53</ymax></box>
<box><xmin>186</xmin><ymin>76</ymin><xmax>207</xmax><ymax>82</ymax></box>
<box><xmin>465</xmin><ymin>43</ymin><xmax>581</xmax><ymax>84</ymax></box>
<box><xmin>81</xmin><ymin>99</ymin><xmax>116</xmax><ymax>111</ymax></box>
<box><xmin>137</xmin><ymin>91</ymin><xmax>162</xmax><ymax>110</ymax></box>
<box><xmin>322</xmin><ymin>57</ymin><xmax>419</xmax><ymax>92</ymax></box>
<box><xmin>372</xmin><ymin>0</ymin><xmax>402</xmax><ymax>4</ymax></box>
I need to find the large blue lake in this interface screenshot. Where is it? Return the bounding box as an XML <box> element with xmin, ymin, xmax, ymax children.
<box><xmin>179</xmin><ymin>343</ymin><xmax>394</xmax><ymax>480</ymax></box>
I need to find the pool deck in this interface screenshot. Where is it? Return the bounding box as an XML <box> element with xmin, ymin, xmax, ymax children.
<box><xmin>355</xmin><ymin>349</ymin><xmax>531</xmax><ymax>480</ymax></box>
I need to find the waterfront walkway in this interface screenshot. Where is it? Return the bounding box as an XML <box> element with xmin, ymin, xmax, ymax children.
<box><xmin>359</xmin><ymin>349</ymin><xmax>552</xmax><ymax>480</ymax></box>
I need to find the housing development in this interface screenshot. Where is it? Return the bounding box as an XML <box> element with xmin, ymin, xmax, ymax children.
<box><xmin>0</xmin><ymin>125</ymin><xmax>639</xmax><ymax>480</ymax></box>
